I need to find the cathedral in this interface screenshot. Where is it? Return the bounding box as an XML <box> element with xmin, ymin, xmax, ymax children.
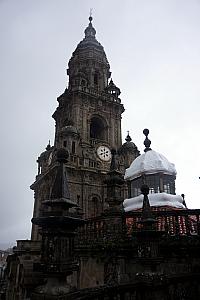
<box><xmin>3</xmin><ymin>17</ymin><xmax>200</xmax><ymax>300</ymax></box>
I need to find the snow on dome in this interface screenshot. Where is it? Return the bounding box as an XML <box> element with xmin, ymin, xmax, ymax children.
<box><xmin>123</xmin><ymin>193</ymin><xmax>185</xmax><ymax>212</ymax></box>
<box><xmin>125</xmin><ymin>150</ymin><xmax>176</xmax><ymax>181</ymax></box>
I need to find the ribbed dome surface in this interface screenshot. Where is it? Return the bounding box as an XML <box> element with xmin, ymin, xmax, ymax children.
<box><xmin>67</xmin><ymin>17</ymin><xmax>110</xmax><ymax>88</ymax></box>
<box><xmin>125</xmin><ymin>150</ymin><xmax>176</xmax><ymax>180</ymax></box>
<box><xmin>121</xmin><ymin>141</ymin><xmax>137</xmax><ymax>151</ymax></box>
<box><xmin>74</xmin><ymin>17</ymin><xmax>105</xmax><ymax>53</ymax></box>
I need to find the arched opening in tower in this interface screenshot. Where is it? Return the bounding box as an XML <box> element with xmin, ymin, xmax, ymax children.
<box><xmin>90</xmin><ymin>116</ymin><xmax>107</xmax><ymax>141</ymax></box>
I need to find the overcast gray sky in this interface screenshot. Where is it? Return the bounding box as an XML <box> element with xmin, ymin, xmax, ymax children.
<box><xmin>1</xmin><ymin>0</ymin><xmax>200</xmax><ymax>247</ymax></box>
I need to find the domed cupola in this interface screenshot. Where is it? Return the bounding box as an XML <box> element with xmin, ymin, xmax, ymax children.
<box><xmin>120</xmin><ymin>132</ymin><xmax>140</xmax><ymax>155</ymax></box>
<box><xmin>125</xmin><ymin>129</ymin><xmax>176</xmax><ymax>196</ymax></box>
<box><xmin>118</xmin><ymin>132</ymin><xmax>140</xmax><ymax>169</ymax></box>
<box><xmin>84</xmin><ymin>16</ymin><xmax>96</xmax><ymax>38</ymax></box>
<box><xmin>67</xmin><ymin>16</ymin><xmax>111</xmax><ymax>91</ymax></box>
<box><xmin>106</xmin><ymin>79</ymin><xmax>121</xmax><ymax>99</ymax></box>
<box><xmin>123</xmin><ymin>129</ymin><xmax>185</xmax><ymax>211</ymax></box>
<box><xmin>123</xmin><ymin>129</ymin><xmax>186</xmax><ymax>211</ymax></box>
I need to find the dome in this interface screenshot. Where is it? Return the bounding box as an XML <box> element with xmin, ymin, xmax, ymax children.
<box><xmin>76</xmin><ymin>17</ymin><xmax>104</xmax><ymax>51</ymax></box>
<box><xmin>38</xmin><ymin>142</ymin><xmax>52</xmax><ymax>159</ymax></box>
<box><xmin>121</xmin><ymin>141</ymin><xmax>138</xmax><ymax>153</ymax></box>
<box><xmin>106</xmin><ymin>79</ymin><xmax>121</xmax><ymax>96</ymax></box>
<box><xmin>120</xmin><ymin>132</ymin><xmax>139</xmax><ymax>154</ymax></box>
<box><xmin>125</xmin><ymin>150</ymin><xmax>177</xmax><ymax>181</ymax></box>
<box><xmin>68</xmin><ymin>16</ymin><xmax>109</xmax><ymax>68</ymax></box>
<box><xmin>67</xmin><ymin>17</ymin><xmax>110</xmax><ymax>91</ymax></box>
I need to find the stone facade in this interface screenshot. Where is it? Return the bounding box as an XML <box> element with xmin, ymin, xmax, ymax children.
<box><xmin>31</xmin><ymin>17</ymin><xmax>139</xmax><ymax>240</ymax></box>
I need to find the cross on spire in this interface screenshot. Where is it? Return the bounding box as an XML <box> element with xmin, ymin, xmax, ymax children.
<box><xmin>89</xmin><ymin>8</ymin><xmax>93</xmax><ymax>22</ymax></box>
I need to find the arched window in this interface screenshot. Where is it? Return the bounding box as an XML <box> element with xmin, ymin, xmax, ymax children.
<box><xmin>94</xmin><ymin>73</ymin><xmax>99</xmax><ymax>86</ymax></box>
<box><xmin>90</xmin><ymin>116</ymin><xmax>107</xmax><ymax>141</ymax></box>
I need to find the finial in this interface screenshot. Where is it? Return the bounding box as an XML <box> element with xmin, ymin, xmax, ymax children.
<box><xmin>125</xmin><ymin>131</ymin><xmax>132</xmax><ymax>142</ymax></box>
<box><xmin>109</xmin><ymin>78</ymin><xmax>114</xmax><ymax>85</ymax></box>
<box><xmin>181</xmin><ymin>194</ymin><xmax>187</xmax><ymax>208</ymax></box>
<box><xmin>85</xmin><ymin>10</ymin><xmax>96</xmax><ymax>38</ymax></box>
<box><xmin>46</xmin><ymin>140</ymin><xmax>51</xmax><ymax>151</ymax></box>
<box><xmin>143</xmin><ymin>128</ymin><xmax>152</xmax><ymax>152</ymax></box>
<box><xmin>89</xmin><ymin>8</ymin><xmax>93</xmax><ymax>22</ymax></box>
<box><xmin>140</xmin><ymin>184</ymin><xmax>156</xmax><ymax>228</ymax></box>
<box><xmin>141</xmin><ymin>184</ymin><xmax>149</xmax><ymax>196</ymax></box>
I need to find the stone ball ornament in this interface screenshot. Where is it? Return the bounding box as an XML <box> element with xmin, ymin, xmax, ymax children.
<box><xmin>56</xmin><ymin>148</ymin><xmax>69</xmax><ymax>163</ymax></box>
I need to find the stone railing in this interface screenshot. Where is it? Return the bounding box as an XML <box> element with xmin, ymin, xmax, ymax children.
<box><xmin>126</xmin><ymin>209</ymin><xmax>200</xmax><ymax>236</ymax></box>
<box><xmin>70</xmin><ymin>86</ymin><xmax>121</xmax><ymax>103</ymax></box>
<box><xmin>77</xmin><ymin>209</ymin><xmax>200</xmax><ymax>248</ymax></box>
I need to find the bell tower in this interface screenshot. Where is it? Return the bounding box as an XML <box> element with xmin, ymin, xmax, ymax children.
<box><xmin>31</xmin><ymin>17</ymin><xmax>139</xmax><ymax>240</ymax></box>
<box><xmin>53</xmin><ymin>16</ymin><xmax>123</xmax><ymax>150</ymax></box>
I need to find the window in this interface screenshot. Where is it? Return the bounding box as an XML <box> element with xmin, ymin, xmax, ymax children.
<box><xmin>72</xmin><ymin>141</ymin><xmax>76</xmax><ymax>154</ymax></box>
<box><xmin>130</xmin><ymin>174</ymin><xmax>175</xmax><ymax>197</ymax></box>
<box><xmin>94</xmin><ymin>73</ymin><xmax>98</xmax><ymax>85</ymax></box>
<box><xmin>90</xmin><ymin>116</ymin><xmax>107</xmax><ymax>141</ymax></box>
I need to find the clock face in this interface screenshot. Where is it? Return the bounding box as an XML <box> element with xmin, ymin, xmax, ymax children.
<box><xmin>97</xmin><ymin>146</ymin><xmax>111</xmax><ymax>162</ymax></box>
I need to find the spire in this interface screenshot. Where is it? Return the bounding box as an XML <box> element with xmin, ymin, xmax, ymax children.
<box><xmin>43</xmin><ymin>148</ymin><xmax>77</xmax><ymax>210</ymax></box>
<box><xmin>67</xmin><ymin>14</ymin><xmax>110</xmax><ymax>91</ymax></box>
<box><xmin>125</xmin><ymin>131</ymin><xmax>132</xmax><ymax>142</ymax></box>
<box><xmin>143</xmin><ymin>128</ymin><xmax>152</xmax><ymax>152</ymax></box>
<box><xmin>84</xmin><ymin>15</ymin><xmax>96</xmax><ymax>38</ymax></box>
<box><xmin>31</xmin><ymin>148</ymin><xmax>84</xmax><ymax>298</ymax></box>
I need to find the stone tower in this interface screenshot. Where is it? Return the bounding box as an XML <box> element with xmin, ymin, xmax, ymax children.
<box><xmin>31</xmin><ymin>17</ymin><xmax>139</xmax><ymax>240</ymax></box>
